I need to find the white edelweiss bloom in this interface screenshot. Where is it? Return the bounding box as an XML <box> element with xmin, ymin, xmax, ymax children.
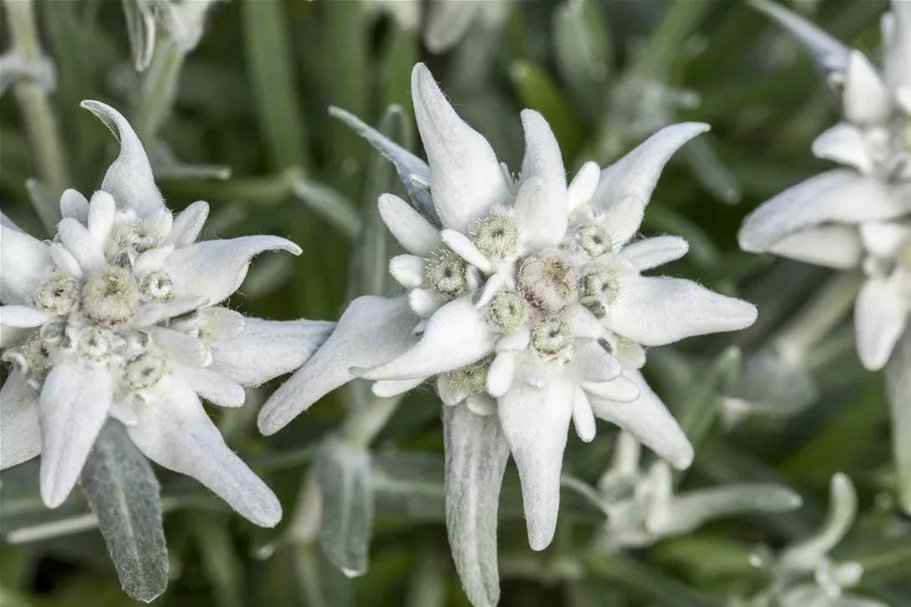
<box><xmin>0</xmin><ymin>100</ymin><xmax>332</xmax><ymax>527</ymax></box>
<box><xmin>741</xmin><ymin>0</ymin><xmax>911</xmax><ymax>371</ymax></box>
<box><xmin>123</xmin><ymin>0</ymin><xmax>224</xmax><ymax>71</ymax></box>
<box><xmin>423</xmin><ymin>0</ymin><xmax>512</xmax><ymax>54</ymax></box>
<box><xmin>260</xmin><ymin>63</ymin><xmax>757</xmax><ymax>557</ymax></box>
<box><xmin>575</xmin><ymin>433</ymin><xmax>801</xmax><ymax>552</ymax></box>
<box><xmin>737</xmin><ymin>474</ymin><xmax>886</xmax><ymax>607</ymax></box>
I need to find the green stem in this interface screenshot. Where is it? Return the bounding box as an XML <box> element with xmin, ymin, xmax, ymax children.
<box><xmin>4</xmin><ymin>0</ymin><xmax>68</xmax><ymax>232</ymax></box>
<box><xmin>136</xmin><ymin>38</ymin><xmax>186</xmax><ymax>141</ymax></box>
<box><xmin>587</xmin><ymin>553</ymin><xmax>725</xmax><ymax>607</ymax></box>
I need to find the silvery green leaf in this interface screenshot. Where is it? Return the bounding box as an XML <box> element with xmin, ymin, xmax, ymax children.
<box><xmin>290</xmin><ymin>175</ymin><xmax>361</xmax><ymax>239</ymax></box>
<box><xmin>24</xmin><ymin>178</ymin><xmax>61</xmax><ymax>237</ymax></box>
<box><xmin>371</xmin><ymin>451</ymin><xmax>446</xmax><ymax>520</ymax></box>
<box><xmin>886</xmin><ymin>328</ymin><xmax>911</xmax><ymax>514</ymax></box>
<box><xmin>148</xmin><ymin>139</ymin><xmax>232</xmax><ymax>181</ymax></box>
<box><xmin>328</xmin><ymin>106</ymin><xmax>439</xmax><ymax>225</ymax></box>
<box><xmin>679</xmin><ymin>135</ymin><xmax>742</xmax><ymax>204</ymax></box>
<box><xmin>723</xmin><ymin>346</ymin><xmax>818</xmax><ymax>425</ymax></box>
<box><xmin>121</xmin><ymin>0</ymin><xmax>157</xmax><ymax>72</ymax></box>
<box><xmin>79</xmin><ymin>421</ymin><xmax>168</xmax><ymax>603</ymax></box>
<box><xmin>780</xmin><ymin>473</ymin><xmax>856</xmax><ymax>572</ymax></box>
<box><xmin>316</xmin><ymin>436</ymin><xmax>373</xmax><ymax>578</ymax></box>
<box><xmin>443</xmin><ymin>404</ymin><xmax>510</xmax><ymax>607</ymax></box>
<box><xmin>552</xmin><ymin>0</ymin><xmax>610</xmax><ymax>118</ymax></box>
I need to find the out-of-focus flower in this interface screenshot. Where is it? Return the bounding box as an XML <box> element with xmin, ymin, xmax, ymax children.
<box><xmin>733</xmin><ymin>474</ymin><xmax>886</xmax><ymax>607</ymax></box>
<box><xmin>260</xmin><ymin>63</ymin><xmax>756</xmax><ymax>562</ymax></box>
<box><xmin>0</xmin><ymin>101</ymin><xmax>332</xmax><ymax>526</ymax></box>
<box><xmin>740</xmin><ymin>0</ymin><xmax>911</xmax><ymax>372</ymax></box>
<box><xmin>568</xmin><ymin>432</ymin><xmax>802</xmax><ymax>552</ymax></box>
<box><xmin>123</xmin><ymin>0</ymin><xmax>225</xmax><ymax>71</ymax></box>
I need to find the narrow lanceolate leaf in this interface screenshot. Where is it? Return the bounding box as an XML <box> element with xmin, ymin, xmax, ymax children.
<box><xmin>444</xmin><ymin>405</ymin><xmax>510</xmax><ymax>607</ymax></box>
<box><xmin>316</xmin><ymin>436</ymin><xmax>374</xmax><ymax>577</ymax></box>
<box><xmin>79</xmin><ymin>421</ymin><xmax>168</xmax><ymax>603</ymax></box>
<box><xmin>886</xmin><ymin>328</ymin><xmax>911</xmax><ymax>514</ymax></box>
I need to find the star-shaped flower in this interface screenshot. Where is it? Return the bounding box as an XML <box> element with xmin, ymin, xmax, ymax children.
<box><xmin>0</xmin><ymin>101</ymin><xmax>333</xmax><ymax>527</ymax></box>
<box><xmin>740</xmin><ymin>0</ymin><xmax>911</xmax><ymax>371</ymax></box>
<box><xmin>261</xmin><ymin>63</ymin><xmax>756</xmax><ymax>557</ymax></box>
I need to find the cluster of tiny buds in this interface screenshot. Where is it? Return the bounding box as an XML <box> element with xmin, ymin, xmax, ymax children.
<box><xmin>575</xmin><ymin>223</ymin><xmax>613</xmax><ymax>258</ymax></box>
<box><xmin>530</xmin><ymin>316</ymin><xmax>573</xmax><ymax>357</ymax></box>
<box><xmin>426</xmin><ymin>248</ymin><xmax>468</xmax><ymax>297</ymax></box>
<box><xmin>486</xmin><ymin>291</ymin><xmax>530</xmax><ymax>334</ymax></box>
<box><xmin>82</xmin><ymin>267</ymin><xmax>142</xmax><ymax>327</ymax></box>
<box><xmin>473</xmin><ymin>211</ymin><xmax>518</xmax><ymax>258</ymax></box>
<box><xmin>448</xmin><ymin>357</ymin><xmax>491</xmax><ymax>396</ymax></box>
<box><xmin>104</xmin><ymin>210</ymin><xmax>172</xmax><ymax>261</ymax></box>
<box><xmin>34</xmin><ymin>272</ymin><xmax>80</xmax><ymax>316</ymax></box>
<box><xmin>517</xmin><ymin>252</ymin><xmax>578</xmax><ymax>313</ymax></box>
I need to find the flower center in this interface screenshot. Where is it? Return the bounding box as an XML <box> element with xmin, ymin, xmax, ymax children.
<box><xmin>517</xmin><ymin>251</ymin><xmax>578</xmax><ymax>312</ymax></box>
<box><xmin>531</xmin><ymin>316</ymin><xmax>573</xmax><ymax>356</ymax></box>
<box><xmin>34</xmin><ymin>272</ymin><xmax>80</xmax><ymax>316</ymax></box>
<box><xmin>82</xmin><ymin>267</ymin><xmax>141</xmax><ymax>326</ymax></box>
<box><xmin>125</xmin><ymin>351</ymin><xmax>168</xmax><ymax>391</ymax></box>
<box><xmin>140</xmin><ymin>270</ymin><xmax>175</xmax><ymax>302</ymax></box>
<box><xmin>582</xmin><ymin>268</ymin><xmax>622</xmax><ymax>303</ymax></box>
<box><xmin>448</xmin><ymin>358</ymin><xmax>491</xmax><ymax>395</ymax></box>
<box><xmin>576</xmin><ymin>223</ymin><xmax>612</xmax><ymax>257</ymax></box>
<box><xmin>487</xmin><ymin>291</ymin><xmax>531</xmax><ymax>333</ymax></box>
<box><xmin>474</xmin><ymin>212</ymin><xmax>518</xmax><ymax>257</ymax></box>
<box><xmin>426</xmin><ymin>249</ymin><xmax>468</xmax><ymax>297</ymax></box>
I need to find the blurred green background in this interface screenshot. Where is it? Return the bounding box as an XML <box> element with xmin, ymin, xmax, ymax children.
<box><xmin>2</xmin><ymin>0</ymin><xmax>910</xmax><ymax>605</ymax></box>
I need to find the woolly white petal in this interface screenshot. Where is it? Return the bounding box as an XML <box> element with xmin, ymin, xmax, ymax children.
<box><xmin>163</xmin><ymin>235</ymin><xmax>301</xmax><ymax>306</ymax></box>
<box><xmin>608</xmin><ymin>276</ymin><xmax>757</xmax><ymax>346</ymax></box>
<box><xmin>581</xmin><ymin>375</ymin><xmax>640</xmax><ymax>402</ymax></box>
<box><xmin>811</xmin><ymin>123</ymin><xmax>874</xmax><ymax>173</ymax></box>
<box><xmin>572</xmin><ymin>387</ymin><xmax>596</xmax><ymax>443</ymax></box>
<box><xmin>182</xmin><ymin>367</ymin><xmax>246</xmax><ymax>407</ymax></box>
<box><xmin>573</xmin><ymin>340</ymin><xmax>622</xmax><ymax>383</ymax></box>
<box><xmin>590</xmin><ymin>123</ymin><xmax>709</xmax><ymax>246</ymax></box>
<box><xmin>498</xmin><ymin>377</ymin><xmax>575</xmax><ymax>550</ymax></box>
<box><xmin>738</xmin><ymin>170</ymin><xmax>903</xmax><ymax>252</ymax></box>
<box><xmin>81</xmin><ymin>100</ymin><xmax>164</xmax><ymax>217</ymax></box>
<box><xmin>749</xmin><ymin>0</ymin><xmax>850</xmax><ymax>79</ymax></box>
<box><xmin>887</xmin><ymin>1</ymin><xmax>911</xmax><ymax>89</ymax></box>
<box><xmin>0</xmin><ymin>372</ymin><xmax>41</xmax><ymax>470</ymax></box>
<box><xmin>49</xmin><ymin>243</ymin><xmax>82</xmax><ymax>278</ymax></box>
<box><xmin>57</xmin><ymin>217</ymin><xmax>107</xmax><ymax>272</ymax></box>
<box><xmin>766</xmin><ymin>225</ymin><xmax>863</xmax><ymax>269</ymax></box>
<box><xmin>486</xmin><ymin>351</ymin><xmax>516</xmax><ymax>398</ymax></box>
<box><xmin>372</xmin><ymin>377</ymin><xmax>425</xmax><ymax>398</ymax></box>
<box><xmin>441</xmin><ymin>229</ymin><xmax>494</xmax><ymax>273</ymax></box>
<box><xmin>589</xmin><ymin>371</ymin><xmax>694</xmax><ymax>469</ymax></box>
<box><xmin>87</xmin><ymin>191</ymin><xmax>116</xmax><ymax>245</ymax></box>
<box><xmin>622</xmin><ymin>236</ymin><xmax>690</xmax><ymax>271</ymax></box>
<box><xmin>514</xmin><ymin>111</ymin><xmax>568</xmax><ymax>249</ymax></box>
<box><xmin>443</xmin><ymin>403</ymin><xmax>509</xmax><ymax>607</ymax></box>
<box><xmin>208</xmin><ymin>318</ymin><xmax>335</xmax><ymax>386</ymax></box>
<box><xmin>132</xmin><ymin>244</ymin><xmax>175</xmax><ymax>276</ymax></box>
<box><xmin>0</xmin><ymin>225</ymin><xmax>52</xmax><ymax>305</ymax></box>
<box><xmin>165</xmin><ymin>200</ymin><xmax>209</xmax><ymax>247</ymax></box>
<box><xmin>860</xmin><ymin>222</ymin><xmax>909</xmax><ymax>259</ymax></box>
<box><xmin>258</xmin><ymin>296</ymin><xmax>418</xmax><ymax>435</ymax></box>
<box><xmin>411</xmin><ymin>64</ymin><xmax>509</xmax><ymax>232</ymax></box>
<box><xmin>128</xmin><ymin>376</ymin><xmax>281</xmax><ymax>527</ymax></box>
<box><xmin>131</xmin><ymin>296</ymin><xmax>208</xmax><ymax>328</ymax></box>
<box><xmin>59</xmin><ymin>189</ymin><xmax>89</xmax><ymax>223</ymax></box>
<box><xmin>855</xmin><ymin>276</ymin><xmax>908</xmax><ymax>371</ymax></box>
<box><xmin>39</xmin><ymin>359</ymin><xmax>114</xmax><ymax>507</ymax></box>
<box><xmin>378</xmin><ymin>193</ymin><xmax>441</xmax><ymax>256</ymax></box>
<box><xmin>408</xmin><ymin>288</ymin><xmax>445</xmax><ymax>317</ymax></box>
<box><xmin>843</xmin><ymin>51</ymin><xmax>892</xmax><ymax>125</ymax></box>
<box><xmin>389</xmin><ymin>255</ymin><xmax>426</xmax><ymax>289</ymax></box>
<box><xmin>567</xmin><ymin>161</ymin><xmax>600</xmax><ymax>212</ymax></box>
<box><xmin>0</xmin><ymin>305</ymin><xmax>54</xmax><ymax>328</ymax></box>
<box><xmin>355</xmin><ymin>297</ymin><xmax>495</xmax><ymax>380</ymax></box>
<box><xmin>148</xmin><ymin>327</ymin><xmax>209</xmax><ymax>367</ymax></box>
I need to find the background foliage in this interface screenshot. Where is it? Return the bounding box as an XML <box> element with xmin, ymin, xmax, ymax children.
<box><xmin>1</xmin><ymin>0</ymin><xmax>910</xmax><ymax>605</ymax></box>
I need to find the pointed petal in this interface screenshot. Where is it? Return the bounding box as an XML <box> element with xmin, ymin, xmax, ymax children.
<box><xmin>0</xmin><ymin>305</ymin><xmax>54</xmax><ymax>327</ymax></box>
<box><xmin>443</xmin><ymin>404</ymin><xmax>509</xmax><ymax>607</ymax></box>
<box><xmin>843</xmin><ymin>51</ymin><xmax>892</xmax><ymax>125</ymax></box>
<box><xmin>148</xmin><ymin>327</ymin><xmax>209</xmax><ymax>367</ymax></box>
<box><xmin>258</xmin><ymin>296</ymin><xmax>418</xmax><ymax>435</ymax></box>
<box><xmin>749</xmin><ymin>0</ymin><xmax>850</xmax><ymax>81</ymax></box>
<box><xmin>49</xmin><ymin>242</ymin><xmax>82</xmax><ymax>278</ymax></box>
<box><xmin>131</xmin><ymin>296</ymin><xmax>208</xmax><ymax>328</ymax></box>
<box><xmin>441</xmin><ymin>229</ymin><xmax>494</xmax><ymax>273</ymax></box>
<box><xmin>355</xmin><ymin>297</ymin><xmax>495</xmax><ymax>380</ymax></box>
<box><xmin>581</xmin><ymin>375</ymin><xmax>640</xmax><ymax>402</ymax></box>
<box><xmin>886</xmin><ymin>1</ymin><xmax>911</xmax><ymax>89</ymax></box>
<box><xmin>163</xmin><ymin>235</ymin><xmax>301</xmax><ymax>305</ymax></box>
<box><xmin>59</xmin><ymin>189</ymin><xmax>89</xmax><ymax>223</ymax></box>
<box><xmin>811</xmin><ymin>123</ymin><xmax>874</xmax><ymax>173</ymax></box>
<box><xmin>0</xmin><ymin>373</ymin><xmax>41</xmax><ymax>469</ymax></box>
<box><xmin>81</xmin><ymin>100</ymin><xmax>164</xmax><ymax>217</ymax></box>
<box><xmin>607</xmin><ymin>276</ymin><xmax>757</xmax><ymax>346</ymax></box>
<box><xmin>411</xmin><ymin>64</ymin><xmax>509</xmax><ymax>232</ymax></box>
<box><xmin>87</xmin><ymin>191</ymin><xmax>116</xmax><ymax>245</ymax></box>
<box><xmin>855</xmin><ymin>276</ymin><xmax>908</xmax><ymax>371</ymax></box>
<box><xmin>182</xmin><ymin>367</ymin><xmax>245</xmax><ymax>407</ymax></box>
<box><xmin>208</xmin><ymin>318</ymin><xmax>335</xmax><ymax>386</ymax></box>
<box><xmin>486</xmin><ymin>351</ymin><xmax>516</xmax><ymax>398</ymax></box>
<box><xmin>129</xmin><ymin>376</ymin><xmax>281</xmax><ymax>527</ymax></box>
<box><xmin>498</xmin><ymin>378</ymin><xmax>575</xmax><ymax>550</ymax></box>
<box><xmin>567</xmin><ymin>161</ymin><xmax>600</xmax><ymax>211</ymax></box>
<box><xmin>780</xmin><ymin>473</ymin><xmax>856</xmax><ymax>570</ymax></box>
<box><xmin>0</xmin><ymin>225</ymin><xmax>52</xmax><ymax>305</ymax></box>
<box><xmin>739</xmin><ymin>170</ymin><xmax>904</xmax><ymax>252</ymax></box>
<box><xmin>57</xmin><ymin>218</ymin><xmax>106</xmax><ymax>271</ymax></box>
<box><xmin>372</xmin><ymin>377</ymin><xmax>425</xmax><ymax>398</ymax></box>
<box><xmin>622</xmin><ymin>236</ymin><xmax>689</xmax><ymax>271</ymax></box>
<box><xmin>766</xmin><ymin>225</ymin><xmax>863</xmax><ymax>269</ymax></box>
<box><xmin>132</xmin><ymin>244</ymin><xmax>175</xmax><ymax>277</ymax></box>
<box><xmin>572</xmin><ymin>387</ymin><xmax>596</xmax><ymax>443</ymax></box>
<box><xmin>378</xmin><ymin>193</ymin><xmax>441</xmax><ymax>256</ymax></box>
<box><xmin>165</xmin><ymin>200</ymin><xmax>209</xmax><ymax>247</ymax></box>
<box><xmin>860</xmin><ymin>222</ymin><xmax>909</xmax><ymax>259</ymax></box>
<box><xmin>39</xmin><ymin>360</ymin><xmax>114</xmax><ymax>507</ymax></box>
<box><xmin>329</xmin><ymin>107</ymin><xmax>437</xmax><ymax>224</ymax></box>
<box><xmin>514</xmin><ymin>111</ymin><xmax>568</xmax><ymax>249</ymax></box>
<box><xmin>589</xmin><ymin>371</ymin><xmax>693</xmax><ymax>469</ymax></box>
<box><xmin>573</xmin><ymin>340</ymin><xmax>622</xmax><ymax>383</ymax></box>
<box><xmin>590</xmin><ymin>123</ymin><xmax>709</xmax><ymax>245</ymax></box>
<box><xmin>389</xmin><ymin>255</ymin><xmax>426</xmax><ymax>289</ymax></box>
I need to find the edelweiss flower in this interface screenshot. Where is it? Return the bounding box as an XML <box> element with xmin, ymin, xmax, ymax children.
<box><xmin>123</xmin><ymin>0</ymin><xmax>223</xmax><ymax>71</ymax></box>
<box><xmin>0</xmin><ymin>101</ymin><xmax>332</xmax><ymax>526</ymax></box>
<box><xmin>740</xmin><ymin>0</ymin><xmax>911</xmax><ymax>371</ymax></box>
<box><xmin>734</xmin><ymin>474</ymin><xmax>885</xmax><ymax>607</ymax></box>
<box><xmin>261</xmin><ymin>62</ymin><xmax>757</xmax><ymax>561</ymax></box>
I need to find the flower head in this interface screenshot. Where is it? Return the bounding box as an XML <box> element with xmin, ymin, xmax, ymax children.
<box><xmin>0</xmin><ymin>101</ymin><xmax>333</xmax><ymax>526</ymax></box>
<box><xmin>260</xmin><ymin>63</ymin><xmax>757</xmax><ymax>563</ymax></box>
<box><xmin>740</xmin><ymin>0</ymin><xmax>911</xmax><ymax>371</ymax></box>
